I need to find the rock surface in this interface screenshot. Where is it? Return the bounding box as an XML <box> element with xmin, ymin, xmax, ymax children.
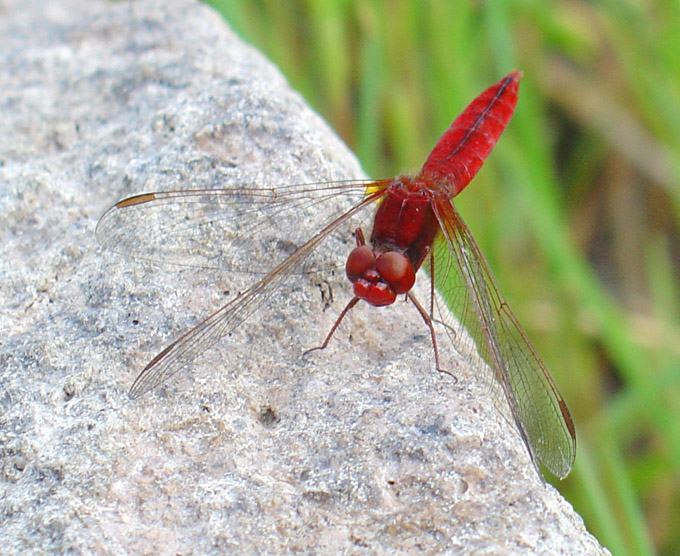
<box><xmin>0</xmin><ymin>0</ymin><xmax>609</xmax><ymax>554</ymax></box>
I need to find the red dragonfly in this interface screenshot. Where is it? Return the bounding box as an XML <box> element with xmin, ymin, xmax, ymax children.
<box><xmin>97</xmin><ymin>71</ymin><xmax>575</xmax><ymax>479</ymax></box>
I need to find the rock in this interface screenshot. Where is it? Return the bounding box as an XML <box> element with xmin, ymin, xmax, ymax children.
<box><xmin>0</xmin><ymin>0</ymin><xmax>609</xmax><ymax>554</ymax></box>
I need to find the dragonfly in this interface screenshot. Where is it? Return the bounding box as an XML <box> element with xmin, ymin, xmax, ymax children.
<box><xmin>97</xmin><ymin>71</ymin><xmax>576</xmax><ymax>479</ymax></box>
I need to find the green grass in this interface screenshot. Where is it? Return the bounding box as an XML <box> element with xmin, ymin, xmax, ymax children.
<box><xmin>205</xmin><ymin>1</ymin><xmax>680</xmax><ymax>554</ymax></box>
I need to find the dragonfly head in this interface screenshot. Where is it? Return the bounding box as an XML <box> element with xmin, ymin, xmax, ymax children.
<box><xmin>345</xmin><ymin>245</ymin><xmax>416</xmax><ymax>307</ymax></box>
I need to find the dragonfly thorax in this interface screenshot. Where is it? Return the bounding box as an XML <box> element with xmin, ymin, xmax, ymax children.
<box><xmin>345</xmin><ymin>245</ymin><xmax>416</xmax><ymax>307</ymax></box>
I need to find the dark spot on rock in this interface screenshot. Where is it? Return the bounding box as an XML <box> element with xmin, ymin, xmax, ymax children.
<box><xmin>257</xmin><ymin>406</ymin><xmax>279</xmax><ymax>427</ymax></box>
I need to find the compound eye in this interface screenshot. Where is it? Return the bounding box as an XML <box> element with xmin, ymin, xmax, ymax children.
<box><xmin>346</xmin><ymin>245</ymin><xmax>375</xmax><ymax>281</ymax></box>
<box><xmin>375</xmin><ymin>252</ymin><xmax>416</xmax><ymax>294</ymax></box>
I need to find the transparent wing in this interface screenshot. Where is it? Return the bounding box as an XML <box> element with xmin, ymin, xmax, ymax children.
<box><xmin>432</xmin><ymin>198</ymin><xmax>575</xmax><ymax>479</ymax></box>
<box><xmin>96</xmin><ymin>180</ymin><xmax>377</xmax><ymax>273</ymax></box>
<box><xmin>128</xmin><ymin>188</ymin><xmax>387</xmax><ymax>398</ymax></box>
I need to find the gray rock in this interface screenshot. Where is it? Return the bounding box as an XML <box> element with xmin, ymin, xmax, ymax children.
<box><xmin>0</xmin><ymin>0</ymin><xmax>609</xmax><ymax>554</ymax></box>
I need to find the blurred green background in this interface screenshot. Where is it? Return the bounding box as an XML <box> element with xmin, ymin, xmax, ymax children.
<box><xmin>206</xmin><ymin>1</ymin><xmax>680</xmax><ymax>554</ymax></box>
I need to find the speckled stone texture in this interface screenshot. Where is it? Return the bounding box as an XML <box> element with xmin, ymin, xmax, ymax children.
<box><xmin>0</xmin><ymin>0</ymin><xmax>610</xmax><ymax>554</ymax></box>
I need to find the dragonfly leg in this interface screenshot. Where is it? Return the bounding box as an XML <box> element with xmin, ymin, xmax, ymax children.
<box><xmin>354</xmin><ymin>227</ymin><xmax>366</xmax><ymax>246</ymax></box>
<box><xmin>407</xmin><ymin>292</ymin><xmax>456</xmax><ymax>382</ymax></box>
<box><xmin>304</xmin><ymin>296</ymin><xmax>361</xmax><ymax>356</ymax></box>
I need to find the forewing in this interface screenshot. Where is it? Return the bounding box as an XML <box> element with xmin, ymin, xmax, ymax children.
<box><xmin>128</xmin><ymin>188</ymin><xmax>387</xmax><ymax>398</ymax></box>
<box><xmin>96</xmin><ymin>181</ymin><xmax>375</xmax><ymax>273</ymax></box>
<box><xmin>432</xmin><ymin>198</ymin><xmax>575</xmax><ymax>479</ymax></box>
